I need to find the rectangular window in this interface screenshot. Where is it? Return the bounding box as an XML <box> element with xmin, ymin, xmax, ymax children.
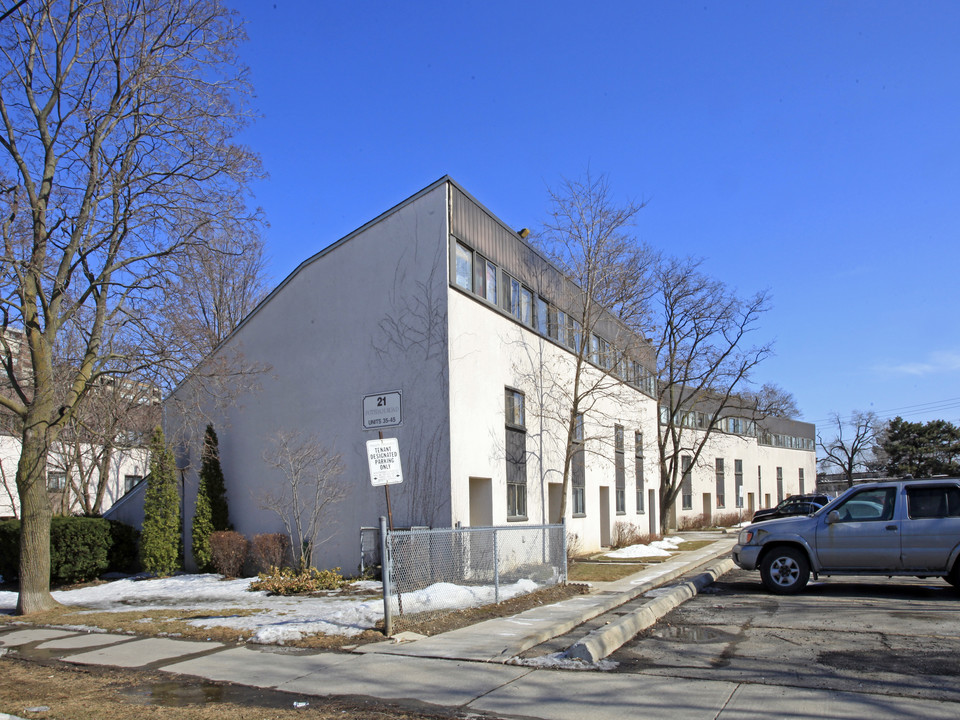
<box><xmin>681</xmin><ymin>456</ymin><xmax>692</xmax><ymax>510</ymax></box>
<box><xmin>715</xmin><ymin>458</ymin><xmax>725</xmax><ymax>509</ymax></box>
<box><xmin>566</xmin><ymin>315</ymin><xmax>581</xmax><ymax>352</ymax></box>
<box><xmin>635</xmin><ymin>431</ymin><xmax>644</xmax><ymax>513</ymax></box>
<box><xmin>735</xmin><ymin>459</ymin><xmax>744</xmax><ymax>509</ymax></box>
<box><xmin>124</xmin><ymin>474</ymin><xmax>143</xmax><ymax>493</ymax></box>
<box><xmin>505</xmin><ymin>388</ymin><xmax>525</xmax><ymax>428</ymax></box>
<box><xmin>485</xmin><ymin>259</ymin><xmax>498</xmax><ymax>304</ymax></box>
<box><xmin>535</xmin><ymin>296</ymin><xmax>548</xmax><ymax>335</ymax></box>
<box><xmin>572</xmin><ymin>413</ymin><xmax>585</xmax><ymax>516</ymax></box>
<box><xmin>520</xmin><ymin>286</ymin><xmax>533</xmax><ymax>326</ymax></box>
<box><xmin>907</xmin><ymin>486</ymin><xmax>960</xmax><ymax>519</ymax></box>
<box><xmin>590</xmin><ymin>334</ymin><xmax>600</xmax><ymax>365</ymax></box>
<box><xmin>776</xmin><ymin>467</ymin><xmax>784</xmax><ymax>503</ymax></box>
<box><xmin>511</xmin><ymin>277</ymin><xmax>521</xmax><ymax>320</ymax></box>
<box><xmin>505</xmin><ymin>389</ymin><xmax>527</xmax><ymax>519</ymax></box>
<box><xmin>798</xmin><ymin>468</ymin><xmax>805</xmax><ymax>495</ymax></box>
<box><xmin>615</xmin><ymin>425</ymin><xmax>625</xmax><ymax>514</ymax></box>
<box><xmin>473</xmin><ymin>254</ymin><xmax>486</xmax><ymax>297</ymax></box>
<box><xmin>548</xmin><ymin>306</ymin><xmax>560</xmax><ymax>341</ymax></box>
<box><xmin>47</xmin><ymin>471</ymin><xmax>66</xmax><ymax>492</ymax></box>
<box><xmin>454</xmin><ymin>242</ymin><xmax>473</xmax><ymax>291</ymax></box>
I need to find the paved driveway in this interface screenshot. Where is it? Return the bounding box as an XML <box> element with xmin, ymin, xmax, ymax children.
<box><xmin>609</xmin><ymin>568</ymin><xmax>960</xmax><ymax>704</ymax></box>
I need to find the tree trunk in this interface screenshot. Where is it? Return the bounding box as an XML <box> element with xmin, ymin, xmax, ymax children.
<box><xmin>16</xmin><ymin>429</ymin><xmax>60</xmax><ymax>614</ymax></box>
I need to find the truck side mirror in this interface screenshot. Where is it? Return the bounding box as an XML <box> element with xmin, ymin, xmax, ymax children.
<box><xmin>826</xmin><ymin>510</ymin><xmax>841</xmax><ymax>525</ymax></box>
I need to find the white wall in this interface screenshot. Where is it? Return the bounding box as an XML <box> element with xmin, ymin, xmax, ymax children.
<box><xmin>447</xmin><ymin>289</ymin><xmax>660</xmax><ymax>553</ymax></box>
<box><xmin>0</xmin><ymin>434</ymin><xmax>147</xmax><ymax>520</ymax></box>
<box><xmin>169</xmin><ymin>182</ymin><xmax>454</xmax><ymax>573</ymax></box>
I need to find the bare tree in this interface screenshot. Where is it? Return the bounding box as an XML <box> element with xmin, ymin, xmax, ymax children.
<box><xmin>46</xmin><ymin>375</ymin><xmax>158</xmax><ymax>515</ymax></box>
<box><xmin>0</xmin><ymin>0</ymin><xmax>262</xmax><ymax>613</ymax></box>
<box><xmin>531</xmin><ymin>172</ymin><xmax>654</xmax><ymax>523</ymax></box>
<box><xmin>259</xmin><ymin>431</ymin><xmax>346</xmax><ymax>573</ymax></box>
<box><xmin>649</xmin><ymin>255</ymin><xmax>774</xmax><ymax>533</ymax></box>
<box><xmin>817</xmin><ymin>410</ymin><xmax>880</xmax><ymax>487</ymax></box>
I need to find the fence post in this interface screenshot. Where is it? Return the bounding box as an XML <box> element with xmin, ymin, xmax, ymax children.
<box><xmin>493</xmin><ymin>527</ymin><xmax>500</xmax><ymax>604</ymax></box>
<box><xmin>561</xmin><ymin>518</ymin><xmax>568</xmax><ymax>582</ymax></box>
<box><xmin>379</xmin><ymin>515</ymin><xmax>392</xmax><ymax>637</ymax></box>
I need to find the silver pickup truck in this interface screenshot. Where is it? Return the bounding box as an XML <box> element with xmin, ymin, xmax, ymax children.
<box><xmin>732</xmin><ymin>478</ymin><xmax>960</xmax><ymax>593</ymax></box>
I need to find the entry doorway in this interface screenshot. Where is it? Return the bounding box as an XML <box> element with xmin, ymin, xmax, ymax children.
<box><xmin>548</xmin><ymin>483</ymin><xmax>563</xmax><ymax>525</ymax></box>
<box><xmin>648</xmin><ymin>489</ymin><xmax>657</xmax><ymax>535</ymax></box>
<box><xmin>702</xmin><ymin>493</ymin><xmax>712</xmax><ymax>526</ymax></box>
<box><xmin>468</xmin><ymin>477</ymin><xmax>492</xmax><ymax>527</ymax></box>
<box><xmin>599</xmin><ymin>486</ymin><xmax>611</xmax><ymax>547</ymax></box>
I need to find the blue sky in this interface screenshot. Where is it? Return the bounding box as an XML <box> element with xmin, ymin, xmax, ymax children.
<box><xmin>226</xmin><ymin>0</ymin><xmax>960</xmax><ymax>435</ymax></box>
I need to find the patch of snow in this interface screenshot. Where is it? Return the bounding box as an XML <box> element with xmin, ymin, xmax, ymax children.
<box><xmin>508</xmin><ymin>652</ymin><xmax>619</xmax><ymax>671</ymax></box>
<box><xmin>604</xmin><ymin>535</ymin><xmax>685</xmax><ymax>559</ymax></box>
<box><xmin>0</xmin><ymin>574</ymin><xmax>544</xmax><ymax>646</ymax></box>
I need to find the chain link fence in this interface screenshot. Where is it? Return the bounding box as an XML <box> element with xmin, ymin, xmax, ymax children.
<box><xmin>375</xmin><ymin>520</ymin><xmax>566</xmax><ymax>635</ymax></box>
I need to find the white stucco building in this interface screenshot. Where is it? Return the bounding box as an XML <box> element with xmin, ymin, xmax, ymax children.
<box><xmin>0</xmin><ymin>432</ymin><xmax>148</xmax><ymax>520</ymax></box>
<box><xmin>164</xmin><ymin>178</ymin><xmax>815</xmax><ymax>572</ymax></box>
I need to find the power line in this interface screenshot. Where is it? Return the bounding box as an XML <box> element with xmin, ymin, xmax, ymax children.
<box><xmin>814</xmin><ymin>397</ymin><xmax>960</xmax><ymax>427</ymax></box>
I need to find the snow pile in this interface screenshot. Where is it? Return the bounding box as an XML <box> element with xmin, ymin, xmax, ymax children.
<box><xmin>508</xmin><ymin>652</ymin><xmax>619</xmax><ymax>671</ymax></box>
<box><xmin>603</xmin><ymin>535</ymin><xmax>685</xmax><ymax>559</ymax></box>
<box><xmin>0</xmin><ymin>574</ymin><xmax>543</xmax><ymax>645</ymax></box>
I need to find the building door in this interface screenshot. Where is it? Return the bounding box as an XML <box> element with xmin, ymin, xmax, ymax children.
<box><xmin>469</xmin><ymin>477</ymin><xmax>493</xmax><ymax>527</ymax></box>
<box><xmin>748</xmin><ymin>493</ymin><xmax>755</xmax><ymax>513</ymax></box>
<box><xmin>548</xmin><ymin>483</ymin><xmax>563</xmax><ymax>525</ymax></box>
<box><xmin>702</xmin><ymin>493</ymin><xmax>712</xmax><ymax>526</ymax></box>
<box><xmin>649</xmin><ymin>490</ymin><xmax>657</xmax><ymax>535</ymax></box>
<box><xmin>599</xmin><ymin>486</ymin><xmax>611</xmax><ymax>547</ymax></box>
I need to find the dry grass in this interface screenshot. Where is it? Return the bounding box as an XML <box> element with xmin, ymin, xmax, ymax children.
<box><xmin>0</xmin><ymin>655</ymin><xmax>458</xmax><ymax>720</ymax></box>
<box><xmin>567</xmin><ymin>562</ymin><xmax>646</xmax><ymax>582</ymax></box>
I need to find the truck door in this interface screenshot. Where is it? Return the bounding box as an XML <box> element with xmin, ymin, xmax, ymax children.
<box><xmin>815</xmin><ymin>487</ymin><xmax>901</xmax><ymax>571</ymax></box>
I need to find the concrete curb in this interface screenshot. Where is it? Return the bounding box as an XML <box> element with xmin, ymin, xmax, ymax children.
<box><xmin>566</xmin><ymin>558</ymin><xmax>736</xmax><ymax>663</ymax></box>
<box><xmin>490</xmin><ymin>540</ymin><xmax>735</xmax><ymax>661</ymax></box>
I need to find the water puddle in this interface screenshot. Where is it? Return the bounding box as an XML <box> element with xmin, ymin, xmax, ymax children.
<box><xmin>120</xmin><ymin>680</ymin><xmax>312</xmax><ymax>709</ymax></box>
<box><xmin>650</xmin><ymin>625</ymin><xmax>732</xmax><ymax>643</ymax></box>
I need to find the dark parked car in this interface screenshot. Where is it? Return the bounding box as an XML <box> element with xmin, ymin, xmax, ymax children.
<box><xmin>750</xmin><ymin>494</ymin><xmax>831</xmax><ymax>523</ymax></box>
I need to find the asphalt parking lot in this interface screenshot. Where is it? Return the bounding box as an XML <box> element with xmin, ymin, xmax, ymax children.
<box><xmin>609</xmin><ymin>567</ymin><xmax>960</xmax><ymax>704</ymax></box>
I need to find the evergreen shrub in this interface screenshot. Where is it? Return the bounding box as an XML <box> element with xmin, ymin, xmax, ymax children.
<box><xmin>49</xmin><ymin>516</ymin><xmax>111</xmax><ymax>584</ymax></box>
<box><xmin>0</xmin><ymin>517</ymin><xmax>141</xmax><ymax>583</ymax></box>
<box><xmin>0</xmin><ymin>519</ymin><xmax>18</xmax><ymax>580</ymax></box>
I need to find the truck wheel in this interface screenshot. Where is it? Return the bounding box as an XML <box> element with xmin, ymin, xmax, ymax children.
<box><xmin>947</xmin><ymin>561</ymin><xmax>960</xmax><ymax>590</ymax></box>
<box><xmin>760</xmin><ymin>547</ymin><xmax>810</xmax><ymax>594</ymax></box>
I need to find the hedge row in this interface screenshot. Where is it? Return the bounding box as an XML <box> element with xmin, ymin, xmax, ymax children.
<box><xmin>0</xmin><ymin>517</ymin><xmax>140</xmax><ymax>585</ymax></box>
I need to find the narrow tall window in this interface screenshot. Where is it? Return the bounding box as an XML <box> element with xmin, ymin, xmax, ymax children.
<box><xmin>615</xmin><ymin>425</ymin><xmax>625</xmax><ymax>514</ymax></box>
<box><xmin>735</xmin><ymin>459</ymin><xmax>744</xmax><ymax>509</ymax></box>
<box><xmin>548</xmin><ymin>306</ymin><xmax>560</xmax><ymax>341</ymax></box>
<box><xmin>799</xmin><ymin>468</ymin><xmax>805</xmax><ymax>495</ymax></box>
<box><xmin>535</xmin><ymin>296</ymin><xmax>548</xmax><ymax>335</ymax></box>
<box><xmin>715</xmin><ymin>458</ymin><xmax>725</xmax><ymax>509</ymax></box>
<box><xmin>681</xmin><ymin>456</ymin><xmax>692</xmax><ymax>510</ymax></box>
<box><xmin>572</xmin><ymin>413</ymin><xmax>585</xmax><ymax>516</ymax></box>
<box><xmin>505</xmin><ymin>389</ymin><xmax>527</xmax><ymax>519</ymax></box>
<box><xmin>776</xmin><ymin>467</ymin><xmax>784</xmax><ymax>503</ymax></box>
<box><xmin>520</xmin><ymin>286</ymin><xmax>533</xmax><ymax>326</ymax></box>
<box><xmin>635</xmin><ymin>431</ymin><xmax>645</xmax><ymax>513</ymax></box>
<box><xmin>484</xmin><ymin>259</ymin><xmax>497</xmax><ymax>304</ymax></box>
<box><xmin>511</xmin><ymin>277</ymin><xmax>522</xmax><ymax>320</ymax></box>
<box><xmin>455</xmin><ymin>242</ymin><xmax>473</xmax><ymax>291</ymax></box>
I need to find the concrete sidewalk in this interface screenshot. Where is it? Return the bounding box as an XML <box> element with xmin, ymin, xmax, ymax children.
<box><xmin>3</xmin><ymin>534</ymin><xmax>956</xmax><ymax>719</ymax></box>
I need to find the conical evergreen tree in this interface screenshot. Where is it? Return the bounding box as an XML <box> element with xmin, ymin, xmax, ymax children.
<box><xmin>203</xmin><ymin>425</ymin><xmax>231</xmax><ymax>531</ymax></box>
<box><xmin>191</xmin><ymin>425</ymin><xmax>230</xmax><ymax>571</ymax></box>
<box><xmin>140</xmin><ymin>427</ymin><xmax>181</xmax><ymax>576</ymax></box>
